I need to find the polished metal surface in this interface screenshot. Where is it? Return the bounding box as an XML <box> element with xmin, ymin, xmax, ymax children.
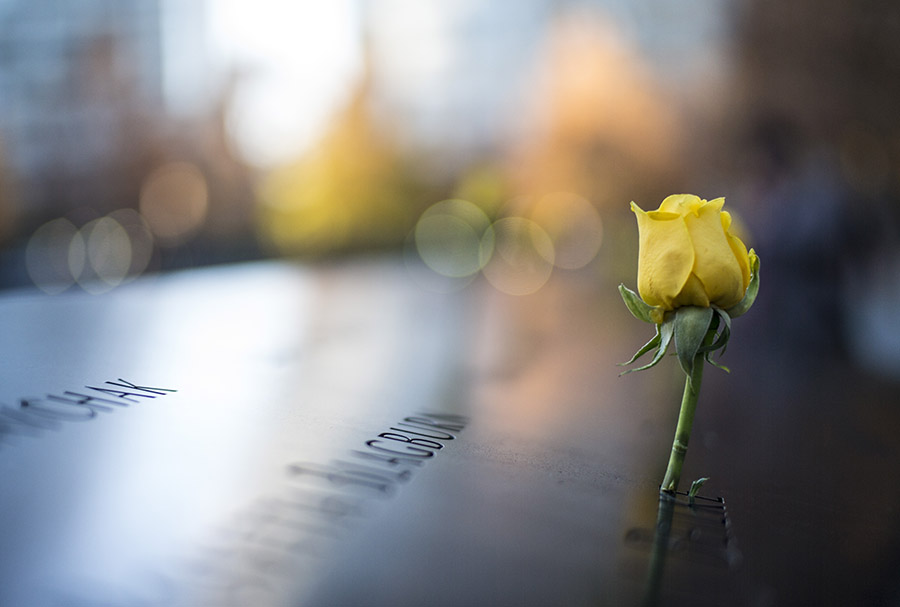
<box><xmin>1</xmin><ymin>259</ymin><xmax>898</xmax><ymax>606</ymax></box>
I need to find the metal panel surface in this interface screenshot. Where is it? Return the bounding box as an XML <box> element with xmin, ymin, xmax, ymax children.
<box><xmin>1</xmin><ymin>259</ymin><xmax>898</xmax><ymax>606</ymax></box>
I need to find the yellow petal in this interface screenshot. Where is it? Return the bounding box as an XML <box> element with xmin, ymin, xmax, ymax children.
<box><xmin>631</xmin><ymin>201</ymin><xmax>694</xmax><ymax>309</ymax></box>
<box><xmin>703</xmin><ymin>196</ymin><xmax>723</xmax><ymax>213</ymax></box>
<box><xmin>700</xmin><ymin>197</ymin><xmax>725</xmax><ymax>214</ymax></box>
<box><xmin>683</xmin><ymin>200</ymin><xmax>744</xmax><ymax>308</ymax></box>
<box><xmin>671</xmin><ymin>272</ymin><xmax>710</xmax><ymax>308</ymax></box>
<box><xmin>721</xmin><ymin>211</ymin><xmax>751</xmax><ymax>291</ymax></box>
<box><xmin>658</xmin><ymin>194</ymin><xmax>704</xmax><ymax>216</ymax></box>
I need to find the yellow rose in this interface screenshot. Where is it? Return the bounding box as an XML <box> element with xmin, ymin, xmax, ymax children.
<box><xmin>631</xmin><ymin>194</ymin><xmax>751</xmax><ymax>311</ymax></box>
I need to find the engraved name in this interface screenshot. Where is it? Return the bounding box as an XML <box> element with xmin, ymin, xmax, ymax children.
<box><xmin>191</xmin><ymin>411</ymin><xmax>468</xmax><ymax>603</ymax></box>
<box><xmin>286</xmin><ymin>414</ymin><xmax>466</xmax><ymax>495</ymax></box>
<box><xmin>0</xmin><ymin>379</ymin><xmax>177</xmax><ymax>448</ymax></box>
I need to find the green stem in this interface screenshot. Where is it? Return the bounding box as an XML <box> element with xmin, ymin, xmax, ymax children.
<box><xmin>659</xmin><ymin>354</ymin><xmax>704</xmax><ymax>494</ymax></box>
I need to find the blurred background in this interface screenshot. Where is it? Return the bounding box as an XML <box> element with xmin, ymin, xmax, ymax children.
<box><xmin>0</xmin><ymin>0</ymin><xmax>899</xmax><ymax>379</ymax></box>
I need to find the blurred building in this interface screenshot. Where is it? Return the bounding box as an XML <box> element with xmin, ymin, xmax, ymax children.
<box><xmin>0</xmin><ymin>0</ymin><xmax>165</xmax><ymax>222</ymax></box>
<box><xmin>0</xmin><ymin>0</ymin><xmax>258</xmax><ymax>289</ymax></box>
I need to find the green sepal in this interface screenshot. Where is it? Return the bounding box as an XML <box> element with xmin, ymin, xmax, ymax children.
<box><xmin>714</xmin><ymin>307</ymin><xmax>731</xmax><ymax>354</ymax></box>
<box><xmin>674</xmin><ymin>306</ymin><xmax>713</xmax><ymax>380</ymax></box>
<box><xmin>619</xmin><ymin>318</ymin><xmax>674</xmax><ymax>375</ymax></box>
<box><xmin>618</xmin><ymin>326</ymin><xmax>661</xmax><ymax>366</ymax></box>
<box><xmin>688</xmin><ymin>477</ymin><xmax>710</xmax><ymax>498</ymax></box>
<box><xmin>726</xmin><ymin>250</ymin><xmax>760</xmax><ymax>319</ymax></box>
<box><xmin>704</xmin><ymin>351</ymin><xmax>730</xmax><ymax>373</ymax></box>
<box><xmin>618</xmin><ymin>284</ymin><xmax>665</xmax><ymax>324</ymax></box>
<box><xmin>700</xmin><ymin>306</ymin><xmax>731</xmax><ymax>354</ymax></box>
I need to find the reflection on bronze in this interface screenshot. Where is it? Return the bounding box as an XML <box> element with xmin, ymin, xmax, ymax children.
<box><xmin>641</xmin><ymin>493</ymin><xmax>675</xmax><ymax>607</ymax></box>
<box><xmin>625</xmin><ymin>491</ymin><xmax>741</xmax><ymax>605</ymax></box>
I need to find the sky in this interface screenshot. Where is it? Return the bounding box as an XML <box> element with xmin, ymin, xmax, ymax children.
<box><xmin>204</xmin><ymin>0</ymin><xmax>364</xmax><ymax>167</ymax></box>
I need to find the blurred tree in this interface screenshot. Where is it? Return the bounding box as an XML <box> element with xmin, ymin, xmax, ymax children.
<box><xmin>256</xmin><ymin>73</ymin><xmax>438</xmax><ymax>257</ymax></box>
<box><xmin>505</xmin><ymin>13</ymin><xmax>684</xmax><ymax>211</ymax></box>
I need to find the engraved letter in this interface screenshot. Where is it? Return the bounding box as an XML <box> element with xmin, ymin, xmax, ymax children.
<box><xmin>0</xmin><ymin>405</ymin><xmax>59</xmax><ymax>432</ymax></box>
<box><xmin>364</xmin><ymin>439</ymin><xmax>434</xmax><ymax>458</ymax></box>
<box><xmin>105</xmin><ymin>379</ymin><xmax>177</xmax><ymax>396</ymax></box>
<box><xmin>286</xmin><ymin>463</ymin><xmax>395</xmax><ymax>495</ymax></box>
<box><xmin>349</xmin><ymin>449</ymin><xmax>425</xmax><ymax>468</ymax></box>
<box><xmin>391</xmin><ymin>424</ymin><xmax>455</xmax><ymax>441</ymax></box>
<box><xmin>404</xmin><ymin>415</ymin><xmax>466</xmax><ymax>433</ymax></box>
<box><xmin>85</xmin><ymin>386</ymin><xmax>153</xmax><ymax>402</ymax></box>
<box><xmin>48</xmin><ymin>391</ymin><xmax>127</xmax><ymax>412</ymax></box>
<box><xmin>20</xmin><ymin>397</ymin><xmax>95</xmax><ymax>421</ymax></box>
<box><xmin>378</xmin><ymin>432</ymin><xmax>443</xmax><ymax>450</ymax></box>
<box><xmin>332</xmin><ymin>460</ymin><xmax>412</xmax><ymax>483</ymax></box>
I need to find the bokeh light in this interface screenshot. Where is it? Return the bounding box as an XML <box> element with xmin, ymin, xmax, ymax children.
<box><xmin>528</xmin><ymin>192</ymin><xmax>602</xmax><ymax>270</ymax></box>
<box><xmin>139</xmin><ymin>162</ymin><xmax>209</xmax><ymax>247</ymax></box>
<box><xmin>76</xmin><ymin>216</ymin><xmax>132</xmax><ymax>294</ymax></box>
<box><xmin>107</xmin><ymin>208</ymin><xmax>155</xmax><ymax>280</ymax></box>
<box><xmin>414</xmin><ymin>199</ymin><xmax>494</xmax><ymax>279</ymax></box>
<box><xmin>480</xmin><ymin>217</ymin><xmax>555</xmax><ymax>296</ymax></box>
<box><xmin>25</xmin><ymin>218</ymin><xmax>81</xmax><ymax>294</ymax></box>
<box><xmin>25</xmin><ymin>210</ymin><xmax>157</xmax><ymax>295</ymax></box>
<box><xmin>408</xmin><ymin>193</ymin><xmax>601</xmax><ymax>296</ymax></box>
<box><xmin>66</xmin><ymin>225</ymin><xmax>87</xmax><ymax>286</ymax></box>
